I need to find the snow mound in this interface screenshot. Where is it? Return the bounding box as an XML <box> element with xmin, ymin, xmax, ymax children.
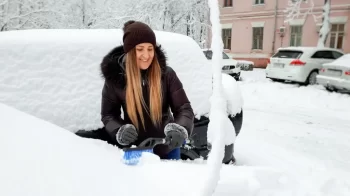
<box><xmin>0</xmin><ymin>103</ymin><xmax>281</xmax><ymax>196</ymax></box>
<box><xmin>222</xmin><ymin>73</ymin><xmax>243</xmax><ymax>116</ymax></box>
<box><xmin>1</xmin><ymin>101</ymin><xmax>349</xmax><ymax>195</ymax></box>
<box><xmin>0</xmin><ymin>29</ymin><xmax>213</xmax><ymax>132</ymax></box>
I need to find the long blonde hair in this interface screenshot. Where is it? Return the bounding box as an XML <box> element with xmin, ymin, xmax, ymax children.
<box><xmin>125</xmin><ymin>48</ymin><xmax>163</xmax><ymax>130</ymax></box>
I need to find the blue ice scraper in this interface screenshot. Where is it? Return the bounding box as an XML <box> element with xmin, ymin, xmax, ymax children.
<box><xmin>122</xmin><ymin>137</ymin><xmax>170</xmax><ymax>166</ymax></box>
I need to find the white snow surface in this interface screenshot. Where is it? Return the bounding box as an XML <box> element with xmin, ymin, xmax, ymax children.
<box><xmin>2</xmin><ymin>69</ymin><xmax>350</xmax><ymax>195</ymax></box>
<box><xmin>324</xmin><ymin>54</ymin><xmax>350</xmax><ymax>68</ymax></box>
<box><xmin>0</xmin><ymin>29</ymin><xmax>215</xmax><ymax>132</ymax></box>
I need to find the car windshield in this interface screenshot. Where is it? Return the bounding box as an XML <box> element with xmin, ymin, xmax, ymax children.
<box><xmin>203</xmin><ymin>50</ymin><xmax>229</xmax><ymax>60</ymax></box>
<box><xmin>272</xmin><ymin>50</ymin><xmax>303</xmax><ymax>59</ymax></box>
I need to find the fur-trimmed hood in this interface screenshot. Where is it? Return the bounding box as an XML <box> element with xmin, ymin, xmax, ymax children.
<box><xmin>100</xmin><ymin>45</ymin><xmax>168</xmax><ymax>81</ymax></box>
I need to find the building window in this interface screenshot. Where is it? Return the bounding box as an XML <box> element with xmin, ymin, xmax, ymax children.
<box><xmin>252</xmin><ymin>27</ymin><xmax>263</xmax><ymax>50</ymax></box>
<box><xmin>224</xmin><ymin>0</ymin><xmax>232</xmax><ymax>7</ymax></box>
<box><xmin>290</xmin><ymin>26</ymin><xmax>302</xmax><ymax>46</ymax></box>
<box><xmin>254</xmin><ymin>0</ymin><xmax>264</xmax><ymax>5</ymax></box>
<box><xmin>329</xmin><ymin>24</ymin><xmax>344</xmax><ymax>50</ymax></box>
<box><xmin>222</xmin><ymin>28</ymin><xmax>231</xmax><ymax>49</ymax></box>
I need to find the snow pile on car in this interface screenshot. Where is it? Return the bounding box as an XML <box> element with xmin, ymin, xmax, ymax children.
<box><xmin>0</xmin><ymin>29</ymin><xmax>214</xmax><ymax>132</ymax></box>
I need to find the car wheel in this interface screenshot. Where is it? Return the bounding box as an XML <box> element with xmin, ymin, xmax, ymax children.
<box><xmin>307</xmin><ymin>71</ymin><xmax>318</xmax><ymax>85</ymax></box>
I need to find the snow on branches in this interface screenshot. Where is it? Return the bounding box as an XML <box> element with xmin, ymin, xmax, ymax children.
<box><xmin>284</xmin><ymin>0</ymin><xmax>331</xmax><ymax>47</ymax></box>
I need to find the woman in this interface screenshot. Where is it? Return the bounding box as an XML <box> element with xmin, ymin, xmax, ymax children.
<box><xmin>82</xmin><ymin>20</ymin><xmax>194</xmax><ymax>160</ymax></box>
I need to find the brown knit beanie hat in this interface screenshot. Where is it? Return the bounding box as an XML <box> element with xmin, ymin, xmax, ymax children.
<box><xmin>122</xmin><ymin>20</ymin><xmax>156</xmax><ymax>53</ymax></box>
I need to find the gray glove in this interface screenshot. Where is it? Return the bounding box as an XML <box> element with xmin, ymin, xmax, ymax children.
<box><xmin>164</xmin><ymin>123</ymin><xmax>188</xmax><ymax>149</ymax></box>
<box><xmin>116</xmin><ymin>124</ymin><xmax>138</xmax><ymax>145</ymax></box>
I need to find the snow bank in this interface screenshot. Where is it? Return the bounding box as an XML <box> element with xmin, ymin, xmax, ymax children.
<box><xmin>222</xmin><ymin>73</ymin><xmax>243</xmax><ymax>117</ymax></box>
<box><xmin>238</xmin><ymin>69</ymin><xmax>350</xmax><ymax>173</ymax></box>
<box><xmin>0</xmin><ymin>102</ymin><xmax>202</xmax><ymax>196</ymax></box>
<box><xmin>236</xmin><ymin>70</ymin><xmax>350</xmax><ymax>195</ymax></box>
<box><xmin>240</xmin><ymin>69</ymin><xmax>350</xmax><ymax>122</ymax></box>
<box><xmin>0</xmin><ymin>29</ymin><xmax>212</xmax><ymax>132</ymax></box>
<box><xmin>0</xmin><ymin>102</ymin><xmax>315</xmax><ymax>196</ymax></box>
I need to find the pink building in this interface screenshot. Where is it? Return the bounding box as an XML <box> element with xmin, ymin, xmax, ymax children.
<box><xmin>219</xmin><ymin>0</ymin><xmax>350</xmax><ymax>68</ymax></box>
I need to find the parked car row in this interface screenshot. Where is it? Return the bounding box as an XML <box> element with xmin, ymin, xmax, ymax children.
<box><xmin>265</xmin><ymin>47</ymin><xmax>349</xmax><ymax>92</ymax></box>
<box><xmin>317</xmin><ymin>54</ymin><xmax>350</xmax><ymax>92</ymax></box>
<box><xmin>236</xmin><ymin>60</ymin><xmax>254</xmax><ymax>71</ymax></box>
<box><xmin>202</xmin><ymin>49</ymin><xmax>241</xmax><ymax>81</ymax></box>
<box><xmin>202</xmin><ymin>49</ymin><xmax>255</xmax><ymax>81</ymax></box>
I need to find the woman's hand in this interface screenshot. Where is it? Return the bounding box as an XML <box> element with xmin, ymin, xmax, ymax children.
<box><xmin>116</xmin><ymin>124</ymin><xmax>138</xmax><ymax>145</ymax></box>
<box><xmin>164</xmin><ymin>123</ymin><xmax>188</xmax><ymax>149</ymax></box>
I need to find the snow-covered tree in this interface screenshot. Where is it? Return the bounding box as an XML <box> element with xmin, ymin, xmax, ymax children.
<box><xmin>284</xmin><ymin>0</ymin><xmax>331</xmax><ymax>47</ymax></box>
<box><xmin>317</xmin><ymin>0</ymin><xmax>330</xmax><ymax>47</ymax></box>
<box><xmin>0</xmin><ymin>0</ymin><xmax>64</xmax><ymax>31</ymax></box>
<box><xmin>116</xmin><ymin>0</ymin><xmax>210</xmax><ymax>46</ymax></box>
<box><xmin>0</xmin><ymin>0</ymin><xmax>210</xmax><ymax>45</ymax></box>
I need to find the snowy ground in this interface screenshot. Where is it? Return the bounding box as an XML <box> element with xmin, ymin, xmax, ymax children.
<box><xmin>1</xmin><ymin>68</ymin><xmax>350</xmax><ymax>196</ymax></box>
<box><xmin>236</xmin><ymin>69</ymin><xmax>350</xmax><ymax>193</ymax></box>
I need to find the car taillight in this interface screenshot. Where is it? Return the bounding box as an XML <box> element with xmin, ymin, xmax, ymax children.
<box><xmin>290</xmin><ymin>59</ymin><xmax>306</xmax><ymax>66</ymax></box>
<box><xmin>267</xmin><ymin>58</ymin><xmax>271</xmax><ymax>64</ymax></box>
<box><xmin>345</xmin><ymin>70</ymin><xmax>350</xmax><ymax>75</ymax></box>
<box><xmin>321</xmin><ymin>68</ymin><xmax>325</xmax><ymax>72</ymax></box>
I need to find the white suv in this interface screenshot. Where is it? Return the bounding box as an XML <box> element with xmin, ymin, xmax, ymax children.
<box><xmin>266</xmin><ymin>47</ymin><xmax>344</xmax><ymax>85</ymax></box>
<box><xmin>202</xmin><ymin>49</ymin><xmax>241</xmax><ymax>81</ymax></box>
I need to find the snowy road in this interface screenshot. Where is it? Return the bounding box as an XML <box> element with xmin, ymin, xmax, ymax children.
<box><xmin>235</xmin><ymin>69</ymin><xmax>350</xmax><ymax>188</ymax></box>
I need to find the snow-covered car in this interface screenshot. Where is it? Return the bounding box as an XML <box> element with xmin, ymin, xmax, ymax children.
<box><xmin>317</xmin><ymin>54</ymin><xmax>350</xmax><ymax>92</ymax></box>
<box><xmin>0</xmin><ymin>29</ymin><xmax>243</xmax><ymax>164</ymax></box>
<box><xmin>202</xmin><ymin>49</ymin><xmax>241</xmax><ymax>81</ymax></box>
<box><xmin>237</xmin><ymin>60</ymin><xmax>254</xmax><ymax>71</ymax></box>
<box><xmin>225</xmin><ymin>53</ymin><xmax>254</xmax><ymax>71</ymax></box>
<box><xmin>266</xmin><ymin>47</ymin><xmax>344</xmax><ymax>85</ymax></box>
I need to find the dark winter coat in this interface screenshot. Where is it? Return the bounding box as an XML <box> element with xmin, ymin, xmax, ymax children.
<box><xmin>99</xmin><ymin>45</ymin><xmax>194</xmax><ymax>158</ymax></box>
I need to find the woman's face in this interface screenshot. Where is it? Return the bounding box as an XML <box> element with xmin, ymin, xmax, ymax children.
<box><xmin>135</xmin><ymin>43</ymin><xmax>154</xmax><ymax>70</ymax></box>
